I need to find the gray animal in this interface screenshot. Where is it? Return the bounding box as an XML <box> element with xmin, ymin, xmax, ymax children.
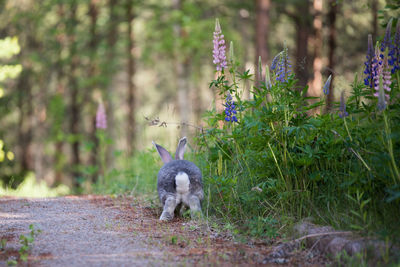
<box><xmin>152</xmin><ymin>137</ymin><xmax>203</xmax><ymax>221</ymax></box>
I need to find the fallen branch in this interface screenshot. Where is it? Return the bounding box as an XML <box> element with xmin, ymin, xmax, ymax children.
<box><xmin>294</xmin><ymin>231</ymin><xmax>353</xmax><ymax>242</ymax></box>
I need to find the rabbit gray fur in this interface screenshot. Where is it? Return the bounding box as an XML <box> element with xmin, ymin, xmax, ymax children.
<box><xmin>153</xmin><ymin>137</ymin><xmax>203</xmax><ymax>221</ymax></box>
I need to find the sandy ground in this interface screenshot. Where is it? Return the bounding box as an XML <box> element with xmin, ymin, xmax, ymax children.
<box><xmin>0</xmin><ymin>195</ymin><xmax>277</xmax><ymax>266</ymax></box>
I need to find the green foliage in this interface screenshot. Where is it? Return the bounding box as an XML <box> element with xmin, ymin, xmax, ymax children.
<box><xmin>3</xmin><ymin>224</ymin><xmax>41</xmax><ymax>265</ymax></box>
<box><xmin>248</xmin><ymin>216</ymin><xmax>279</xmax><ymax>239</ymax></box>
<box><xmin>347</xmin><ymin>190</ymin><xmax>371</xmax><ymax>232</ymax></box>
<box><xmin>170</xmin><ymin>235</ymin><xmax>178</xmax><ymax>245</ymax></box>
<box><xmin>196</xmin><ymin>44</ymin><xmax>400</xmax><ymax>239</ymax></box>
<box><xmin>0</xmin><ymin>36</ymin><xmax>20</xmax><ymax>168</ymax></box>
<box><xmin>0</xmin><ymin>239</ymin><xmax>6</xmax><ymax>250</ymax></box>
<box><xmin>93</xmin><ymin>149</ymin><xmax>159</xmax><ymax>195</ymax></box>
<box><xmin>334</xmin><ymin>251</ymin><xmax>367</xmax><ymax>267</ymax></box>
<box><xmin>0</xmin><ymin>37</ymin><xmax>21</xmax><ymax>82</ymax></box>
<box><xmin>18</xmin><ymin>224</ymin><xmax>41</xmax><ymax>262</ymax></box>
<box><xmin>0</xmin><ymin>37</ymin><xmax>20</xmax><ymax>59</ymax></box>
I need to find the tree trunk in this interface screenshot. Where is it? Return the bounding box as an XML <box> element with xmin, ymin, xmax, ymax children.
<box><xmin>54</xmin><ymin>139</ymin><xmax>64</xmax><ymax>185</ymax></box>
<box><xmin>177</xmin><ymin>59</ymin><xmax>190</xmax><ymax>137</ymax></box>
<box><xmin>294</xmin><ymin>2</ymin><xmax>311</xmax><ymax>89</ymax></box>
<box><xmin>126</xmin><ymin>0</ymin><xmax>136</xmax><ymax>154</ymax></box>
<box><xmin>308</xmin><ymin>0</ymin><xmax>323</xmax><ymax>114</ymax></box>
<box><xmin>68</xmin><ymin>1</ymin><xmax>81</xmax><ymax>187</ymax></box>
<box><xmin>239</xmin><ymin>9</ymin><xmax>251</xmax><ymax>100</ymax></box>
<box><xmin>88</xmin><ymin>0</ymin><xmax>99</xmax><ymax>183</ymax></box>
<box><xmin>255</xmin><ymin>0</ymin><xmax>270</xmax><ymax>87</ymax></box>
<box><xmin>105</xmin><ymin>0</ymin><xmax>118</xmax><ymax>165</ymax></box>
<box><xmin>173</xmin><ymin>0</ymin><xmax>190</xmax><ymax>137</ymax></box>
<box><xmin>17</xmin><ymin>69</ymin><xmax>34</xmax><ymax>173</ymax></box>
<box><xmin>371</xmin><ymin>0</ymin><xmax>378</xmax><ymax>40</ymax></box>
<box><xmin>54</xmin><ymin>3</ymin><xmax>66</xmax><ymax>186</ymax></box>
<box><xmin>193</xmin><ymin>82</ymin><xmax>202</xmax><ymax>126</ymax></box>
<box><xmin>326</xmin><ymin>0</ymin><xmax>337</xmax><ymax>111</ymax></box>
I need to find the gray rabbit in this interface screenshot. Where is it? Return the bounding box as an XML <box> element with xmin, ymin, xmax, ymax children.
<box><xmin>152</xmin><ymin>137</ymin><xmax>203</xmax><ymax>221</ymax></box>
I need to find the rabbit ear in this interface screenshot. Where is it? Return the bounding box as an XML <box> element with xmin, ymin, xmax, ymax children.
<box><xmin>153</xmin><ymin>141</ymin><xmax>173</xmax><ymax>164</ymax></box>
<box><xmin>175</xmin><ymin>137</ymin><xmax>187</xmax><ymax>160</ymax></box>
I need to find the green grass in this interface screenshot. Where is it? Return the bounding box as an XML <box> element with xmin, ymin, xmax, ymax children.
<box><xmin>0</xmin><ymin>173</ymin><xmax>69</xmax><ymax>197</ymax></box>
<box><xmin>93</xmin><ymin>150</ymin><xmax>159</xmax><ymax>196</ymax></box>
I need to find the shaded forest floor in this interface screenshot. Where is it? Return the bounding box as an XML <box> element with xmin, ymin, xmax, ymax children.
<box><xmin>0</xmin><ymin>195</ymin><xmax>329</xmax><ymax>266</ymax></box>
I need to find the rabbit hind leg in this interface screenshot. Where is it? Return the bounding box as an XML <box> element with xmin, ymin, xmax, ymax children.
<box><xmin>160</xmin><ymin>196</ymin><xmax>177</xmax><ymax>221</ymax></box>
<box><xmin>188</xmin><ymin>195</ymin><xmax>202</xmax><ymax>219</ymax></box>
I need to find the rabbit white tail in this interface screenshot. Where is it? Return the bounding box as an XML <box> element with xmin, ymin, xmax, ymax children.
<box><xmin>175</xmin><ymin>172</ymin><xmax>190</xmax><ymax>194</ymax></box>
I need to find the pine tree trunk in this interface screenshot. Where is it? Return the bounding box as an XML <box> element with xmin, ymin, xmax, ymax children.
<box><xmin>372</xmin><ymin>0</ymin><xmax>378</xmax><ymax>40</ymax></box>
<box><xmin>17</xmin><ymin>69</ymin><xmax>34</xmax><ymax>173</ymax></box>
<box><xmin>173</xmin><ymin>0</ymin><xmax>190</xmax><ymax>137</ymax></box>
<box><xmin>294</xmin><ymin>2</ymin><xmax>311</xmax><ymax>89</ymax></box>
<box><xmin>193</xmin><ymin>82</ymin><xmax>202</xmax><ymax>126</ymax></box>
<box><xmin>105</xmin><ymin>0</ymin><xmax>118</xmax><ymax>164</ymax></box>
<box><xmin>54</xmin><ymin>3</ymin><xmax>66</xmax><ymax>186</ymax></box>
<box><xmin>88</xmin><ymin>0</ymin><xmax>99</xmax><ymax>183</ymax></box>
<box><xmin>255</xmin><ymin>0</ymin><xmax>270</xmax><ymax>87</ymax></box>
<box><xmin>239</xmin><ymin>10</ymin><xmax>251</xmax><ymax>100</ymax></box>
<box><xmin>309</xmin><ymin>0</ymin><xmax>323</xmax><ymax>114</ymax></box>
<box><xmin>68</xmin><ymin>1</ymin><xmax>81</xmax><ymax>187</ymax></box>
<box><xmin>177</xmin><ymin>59</ymin><xmax>190</xmax><ymax>137</ymax></box>
<box><xmin>126</xmin><ymin>0</ymin><xmax>136</xmax><ymax>155</ymax></box>
<box><xmin>326</xmin><ymin>0</ymin><xmax>337</xmax><ymax>111</ymax></box>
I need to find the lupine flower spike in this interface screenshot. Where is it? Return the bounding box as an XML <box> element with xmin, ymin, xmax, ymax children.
<box><xmin>224</xmin><ymin>93</ymin><xmax>238</xmax><ymax>122</ymax></box>
<box><xmin>96</xmin><ymin>102</ymin><xmax>107</xmax><ymax>129</ymax></box>
<box><xmin>271</xmin><ymin>44</ymin><xmax>291</xmax><ymax>83</ymax></box>
<box><xmin>323</xmin><ymin>74</ymin><xmax>332</xmax><ymax>95</ymax></box>
<box><xmin>265</xmin><ymin>65</ymin><xmax>272</xmax><ymax>90</ymax></box>
<box><xmin>372</xmin><ymin>45</ymin><xmax>391</xmax><ymax>111</ymax></box>
<box><xmin>258</xmin><ymin>56</ymin><xmax>263</xmax><ymax>83</ymax></box>
<box><xmin>271</xmin><ymin>52</ymin><xmax>281</xmax><ymax>71</ymax></box>
<box><xmin>389</xmin><ymin>19</ymin><xmax>400</xmax><ymax>74</ymax></box>
<box><xmin>381</xmin><ymin>18</ymin><xmax>393</xmax><ymax>54</ymax></box>
<box><xmin>364</xmin><ymin>34</ymin><xmax>375</xmax><ymax>87</ymax></box>
<box><xmin>338</xmin><ymin>91</ymin><xmax>349</xmax><ymax>118</ymax></box>
<box><xmin>229</xmin><ymin>41</ymin><xmax>234</xmax><ymax>66</ymax></box>
<box><xmin>212</xmin><ymin>19</ymin><xmax>227</xmax><ymax>72</ymax></box>
<box><xmin>377</xmin><ymin>76</ymin><xmax>387</xmax><ymax>111</ymax></box>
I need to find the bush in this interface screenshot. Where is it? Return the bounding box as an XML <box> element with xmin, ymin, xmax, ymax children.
<box><xmin>196</xmin><ymin>39</ymin><xmax>400</xmax><ymax>238</ymax></box>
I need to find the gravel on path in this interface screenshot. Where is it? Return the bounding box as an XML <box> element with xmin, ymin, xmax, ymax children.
<box><xmin>0</xmin><ymin>196</ymin><xmax>175</xmax><ymax>267</ymax></box>
<box><xmin>2</xmin><ymin>195</ymin><xmax>329</xmax><ymax>266</ymax></box>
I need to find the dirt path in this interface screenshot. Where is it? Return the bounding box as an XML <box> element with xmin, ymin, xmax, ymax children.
<box><xmin>0</xmin><ymin>195</ymin><xmax>277</xmax><ymax>266</ymax></box>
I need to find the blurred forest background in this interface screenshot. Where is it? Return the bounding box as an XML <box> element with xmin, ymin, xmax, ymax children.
<box><xmin>0</xmin><ymin>0</ymin><xmax>396</xmax><ymax>191</ymax></box>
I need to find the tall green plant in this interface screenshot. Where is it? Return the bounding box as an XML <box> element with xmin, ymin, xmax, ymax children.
<box><xmin>197</xmin><ymin>20</ymin><xmax>400</xmax><ymax>238</ymax></box>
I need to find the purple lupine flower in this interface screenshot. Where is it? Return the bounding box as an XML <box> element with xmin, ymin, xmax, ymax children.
<box><xmin>363</xmin><ymin>34</ymin><xmax>375</xmax><ymax>87</ymax></box>
<box><xmin>338</xmin><ymin>91</ymin><xmax>349</xmax><ymax>118</ymax></box>
<box><xmin>212</xmin><ymin>19</ymin><xmax>227</xmax><ymax>72</ymax></box>
<box><xmin>388</xmin><ymin>19</ymin><xmax>400</xmax><ymax>74</ymax></box>
<box><xmin>270</xmin><ymin>52</ymin><xmax>281</xmax><ymax>71</ymax></box>
<box><xmin>274</xmin><ymin>46</ymin><xmax>291</xmax><ymax>83</ymax></box>
<box><xmin>224</xmin><ymin>93</ymin><xmax>237</xmax><ymax>122</ymax></box>
<box><xmin>380</xmin><ymin>19</ymin><xmax>393</xmax><ymax>54</ymax></box>
<box><xmin>96</xmin><ymin>102</ymin><xmax>107</xmax><ymax>129</ymax></box>
<box><xmin>323</xmin><ymin>74</ymin><xmax>332</xmax><ymax>95</ymax></box>
<box><xmin>372</xmin><ymin>47</ymin><xmax>391</xmax><ymax>110</ymax></box>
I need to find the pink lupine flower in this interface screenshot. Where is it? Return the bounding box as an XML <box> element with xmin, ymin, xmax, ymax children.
<box><xmin>212</xmin><ymin>19</ymin><xmax>227</xmax><ymax>72</ymax></box>
<box><xmin>96</xmin><ymin>102</ymin><xmax>107</xmax><ymax>129</ymax></box>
